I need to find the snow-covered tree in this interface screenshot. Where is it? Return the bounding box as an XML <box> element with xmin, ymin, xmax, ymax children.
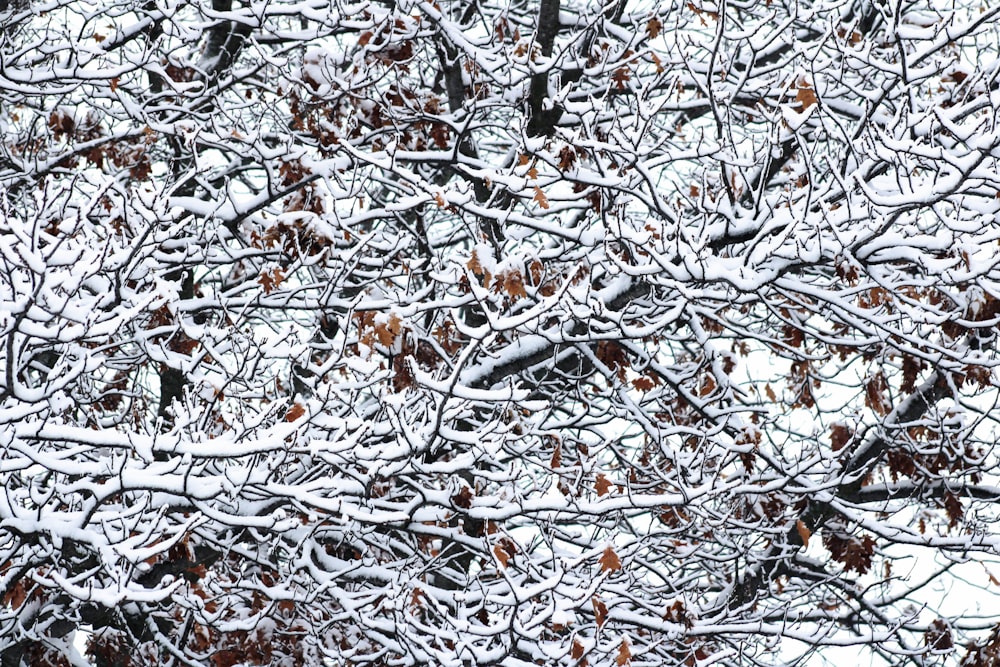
<box><xmin>2</xmin><ymin>0</ymin><xmax>1000</xmax><ymax>664</ymax></box>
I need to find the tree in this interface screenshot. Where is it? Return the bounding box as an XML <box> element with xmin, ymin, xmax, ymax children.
<box><xmin>1</xmin><ymin>0</ymin><xmax>1000</xmax><ymax>664</ymax></box>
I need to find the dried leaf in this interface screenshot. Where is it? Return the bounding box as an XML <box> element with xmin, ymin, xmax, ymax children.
<box><xmin>595</xmin><ymin>474</ymin><xmax>613</xmax><ymax>496</ymax></box>
<box><xmin>616</xmin><ymin>639</ymin><xmax>632</xmax><ymax>666</ymax></box>
<box><xmin>599</xmin><ymin>546</ymin><xmax>622</xmax><ymax>572</ymax></box>
<box><xmin>3</xmin><ymin>581</ymin><xmax>27</xmax><ymax>610</ymax></box>
<box><xmin>374</xmin><ymin>313</ymin><xmax>403</xmax><ymax>347</ymax></box>
<box><xmin>451</xmin><ymin>486</ymin><xmax>473</xmax><ymax>509</ymax></box>
<box><xmin>925</xmin><ymin>618</ymin><xmax>953</xmax><ymax>651</ymax></box>
<box><xmin>494</xmin><ymin>538</ymin><xmax>517</xmax><ymax>568</ymax></box>
<box><xmin>864</xmin><ymin>372</ymin><xmax>891</xmax><ymax>416</ymax></box>
<box><xmin>943</xmin><ymin>491</ymin><xmax>963</xmax><ymax>529</ymax></box>
<box><xmin>533</xmin><ymin>186</ymin><xmax>550</xmax><ymax>209</ymax></box>
<box><xmin>467</xmin><ymin>249</ymin><xmax>483</xmax><ymax>275</ymax></box>
<box><xmin>502</xmin><ymin>270</ymin><xmax>528</xmax><ymax>299</ymax></box>
<box><xmin>550</xmin><ymin>445</ymin><xmax>562</xmax><ymax>469</ymax></box>
<box><xmin>558</xmin><ymin>146</ymin><xmax>577</xmax><ymax>171</ymax></box>
<box><xmin>592</xmin><ymin>597</ymin><xmax>608</xmax><ymax>627</ymax></box>
<box><xmin>796</xmin><ymin>519</ymin><xmax>811</xmax><ymax>548</ymax></box>
<box><xmin>632</xmin><ymin>376</ymin><xmax>656</xmax><ymax>392</ymax></box>
<box><xmin>284</xmin><ymin>402</ymin><xmax>306</xmax><ymax>422</ymax></box>
<box><xmin>258</xmin><ymin>267</ymin><xmax>285</xmax><ymax>294</ymax></box>
<box><xmin>646</xmin><ymin>17</ymin><xmax>662</xmax><ymax>38</ymax></box>
<box><xmin>795</xmin><ymin>81</ymin><xmax>817</xmax><ymax>109</ymax></box>
<box><xmin>830</xmin><ymin>423</ymin><xmax>852</xmax><ymax>452</ymax></box>
<box><xmin>571</xmin><ymin>638</ymin><xmax>586</xmax><ymax>660</ymax></box>
<box><xmin>494</xmin><ymin>544</ymin><xmax>511</xmax><ymax>568</ymax></box>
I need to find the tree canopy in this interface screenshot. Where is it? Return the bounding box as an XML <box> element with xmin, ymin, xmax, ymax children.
<box><xmin>2</xmin><ymin>0</ymin><xmax>1000</xmax><ymax>665</ymax></box>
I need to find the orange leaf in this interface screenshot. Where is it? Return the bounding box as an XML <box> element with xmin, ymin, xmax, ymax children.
<box><xmin>284</xmin><ymin>403</ymin><xmax>306</xmax><ymax>422</ymax></box>
<box><xmin>533</xmin><ymin>186</ymin><xmax>550</xmax><ymax>209</ymax></box>
<box><xmin>599</xmin><ymin>546</ymin><xmax>622</xmax><ymax>572</ymax></box>
<box><xmin>616</xmin><ymin>639</ymin><xmax>632</xmax><ymax>666</ymax></box>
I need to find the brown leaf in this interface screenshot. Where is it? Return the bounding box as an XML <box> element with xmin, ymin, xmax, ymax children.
<box><xmin>558</xmin><ymin>146</ymin><xmax>577</xmax><ymax>171</ymax></box>
<box><xmin>599</xmin><ymin>546</ymin><xmax>622</xmax><ymax>572</ymax></box>
<box><xmin>502</xmin><ymin>270</ymin><xmax>528</xmax><ymax>299</ymax></box>
<box><xmin>632</xmin><ymin>376</ymin><xmax>656</xmax><ymax>392</ymax></box>
<box><xmin>451</xmin><ymin>486</ymin><xmax>474</xmax><ymax>509</ymax></box>
<box><xmin>616</xmin><ymin>639</ymin><xmax>632</xmax><ymax>666</ymax></box>
<box><xmin>830</xmin><ymin>423</ymin><xmax>852</xmax><ymax>452</ymax></box>
<box><xmin>284</xmin><ymin>403</ymin><xmax>306</xmax><ymax>422</ymax></box>
<box><xmin>550</xmin><ymin>445</ymin><xmax>562</xmax><ymax>469</ymax></box>
<box><xmin>594</xmin><ymin>474</ymin><xmax>613</xmax><ymax>496</ymax></box>
<box><xmin>795</xmin><ymin>81</ymin><xmax>817</xmax><ymax>110</ymax></box>
<box><xmin>528</xmin><ymin>259</ymin><xmax>544</xmax><ymax>285</ymax></box>
<box><xmin>258</xmin><ymin>267</ymin><xmax>285</xmax><ymax>294</ymax></box>
<box><xmin>795</xmin><ymin>520</ymin><xmax>811</xmax><ymax>548</ymax></box>
<box><xmin>374</xmin><ymin>313</ymin><xmax>403</xmax><ymax>347</ymax></box>
<box><xmin>943</xmin><ymin>491</ymin><xmax>963</xmax><ymax>528</ymax></box>
<box><xmin>611</xmin><ymin>66</ymin><xmax>631</xmax><ymax>89</ymax></box>
<box><xmin>494</xmin><ymin>538</ymin><xmax>517</xmax><ymax>568</ymax></box>
<box><xmin>211</xmin><ymin>650</ymin><xmax>243</xmax><ymax>667</ymax></box>
<box><xmin>3</xmin><ymin>581</ymin><xmax>27</xmax><ymax>610</ymax></box>
<box><xmin>494</xmin><ymin>544</ymin><xmax>511</xmax><ymax>568</ymax></box>
<box><xmin>467</xmin><ymin>249</ymin><xmax>483</xmax><ymax>275</ymax></box>
<box><xmin>864</xmin><ymin>372</ymin><xmax>891</xmax><ymax>416</ymax></box>
<box><xmin>571</xmin><ymin>638</ymin><xmax>586</xmax><ymax>660</ymax></box>
<box><xmin>925</xmin><ymin>618</ymin><xmax>953</xmax><ymax>651</ymax></box>
<box><xmin>533</xmin><ymin>186</ymin><xmax>550</xmax><ymax>209</ymax></box>
<box><xmin>646</xmin><ymin>17</ymin><xmax>662</xmax><ymax>38</ymax></box>
<box><xmin>592</xmin><ymin>597</ymin><xmax>608</xmax><ymax>627</ymax></box>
